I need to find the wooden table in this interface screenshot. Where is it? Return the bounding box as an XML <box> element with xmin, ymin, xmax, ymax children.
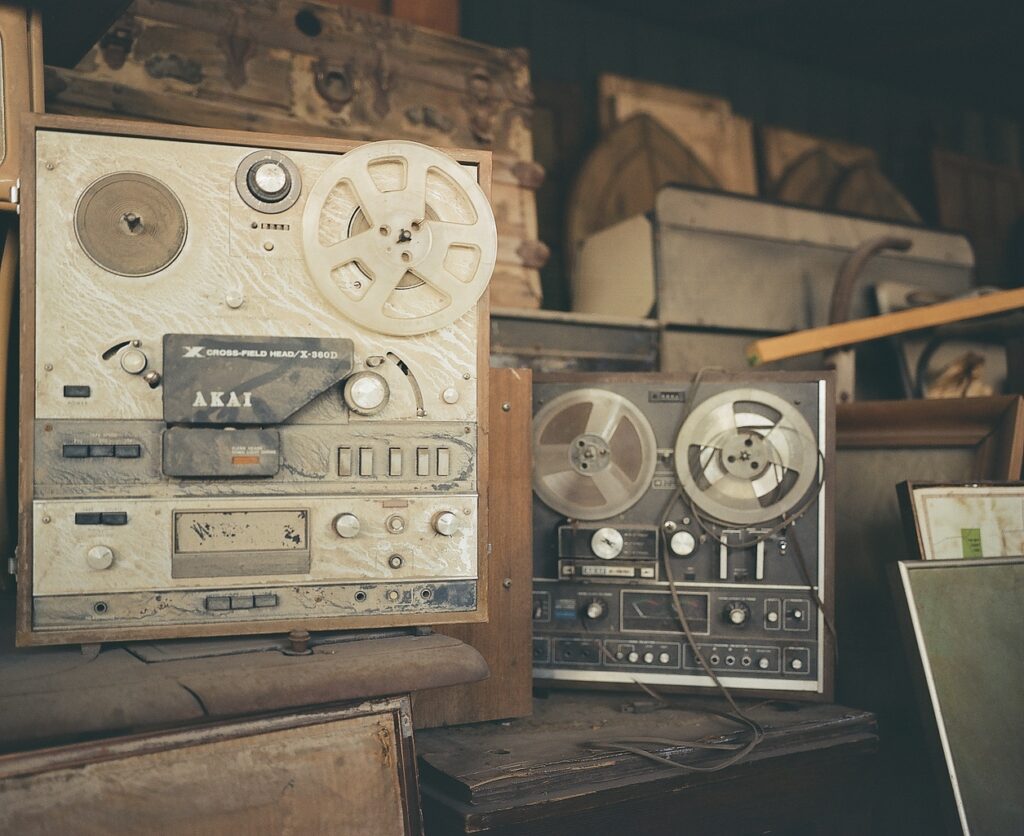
<box><xmin>418</xmin><ymin>692</ymin><xmax>879</xmax><ymax>836</ymax></box>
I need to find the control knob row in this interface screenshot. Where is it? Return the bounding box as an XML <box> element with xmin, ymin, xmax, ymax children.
<box><xmin>334</xmin><ymin>511</ymin><xmax>459</xmax><ymax>538</ymax></box>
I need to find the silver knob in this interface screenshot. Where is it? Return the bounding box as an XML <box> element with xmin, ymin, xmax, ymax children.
<box><xmin>669</xmin><ymin>530</ymin><xmax>696</xmax><ymax>556</ymax></box>
<box><xmin>627</xmin><ymin>651</ymin><xmax>639</xmax><ymax>663</ymax></box>
<box><xmin>758</xmin><ymin>658</ymin><xmax>770</xmax><ymax>670</ymax></box>
<box><xmin>791</xmin><ymin>658</ymin><xmax>804</xmax><ymax>671</ymax></box>
<box><xmin>658</xmin><ymin>652</ymin><xmax>670</xmax><ymax>664</ymax></box>
<box><xmin>344</xmin><ymin>372</ymin><xmax>390</xmax><ymax>416</ymax></box>
<box><xmin>86</xmin><ymin>545</ymin><xmax>114</xmax><ymax>570</ymax></box>
<box><xmin>119</xmin><ymin>348</ymin><xmax>148</xmax><ymax>375</ymax></box>
<box><xmin>333</xmin><ymin>513</ymin><xmax>360</xmax><ymax>538</ymax></box>
<box><xmin>643</xmin><ymin>652</ymin><xmax>654</xmax><ymax>664</ymax></box>
<box><xmin>433</xmin><ymin>511</ymin><xmax>458</xmax><ymax>536</ymax></box>
<box><xmin>767</xmin><ymin>611</ymin><xmax>779</xmax><ymax>624</ymax></box>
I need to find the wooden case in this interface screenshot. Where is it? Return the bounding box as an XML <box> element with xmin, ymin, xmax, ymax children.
<box><xmin>44</xmin><ymin>0</ymin><xmax>547</xmax><ymax>308</ymax></box>
<box><xmin>414</xmin><ymin>367</ymin><xmax>533</xmax><ymax>728</ymax></box>
<box><xmin>0</xmin><ymin>4</ymin><xmax>43</xmax><ymax>212</ymax></box>
<box><xmin>17</xmin><ymin>114</ymin><xmax>492</xmax><ymax>645</ymax></box>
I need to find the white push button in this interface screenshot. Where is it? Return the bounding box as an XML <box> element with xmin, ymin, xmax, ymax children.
<box><xmin>416</xmin><ymin>447</ymin><xmax>430</xmax><ymax>476</ymax></box>
<box><xmin>359</xmin><ymin>447</ymin><xmax>374</xmax><ymax>477</ymax></box>
<box><xmin>389</xmin><ymin>447</ymin><xmax>402</xmax><ymax>476</ymax></box>
<box><xmin>338</xmin><ymin>447</ymin><xmax>352</xmax><ymax>476</ymax></box>
<box><xmin>334</xmin><ymin>513</ymin><xmax>360</xmax><ymax>538</ymax></box>
<box><xmin>436</xmin><ymin>447</ymin><xmax>451</xmax><ymax>477</ymax></box>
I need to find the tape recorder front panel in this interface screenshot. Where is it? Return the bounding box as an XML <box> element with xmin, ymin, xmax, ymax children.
<box><xmin>531</xmin><ymin>373</ymin><xmax>834</xmax><ymax>699</ymax></box>
<box><xmin>18</xmin><ymin>115</ymin><xmax>496</xmax><ymax>644</ymax></box>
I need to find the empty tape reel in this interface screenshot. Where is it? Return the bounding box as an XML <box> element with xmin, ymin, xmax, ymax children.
<box><xmin>533</xmin><ymin>389</ymin><xmax>658</xmax><ymax>520</ymax></box>
<box><xmin>302</xmin><ymin>140</ymin><xmax>497</xmax><ymax>336</ymax></box>
<box><xmin>674</xmin><ymin>389</ymin><xmax>817</xmax><ymax>526</ymax></box>
<box><xmin>74</xmin><ymin>172</ymin><xmax>188</xmax><ymax>277</ymax></box>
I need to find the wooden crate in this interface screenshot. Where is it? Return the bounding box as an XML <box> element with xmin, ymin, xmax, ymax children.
<box><xmin>44</xmin><ymin>0</ymin><xmax>546</xmax><ymax>307</ymax></box>
<box><xmin>0</xmin><ymin>697</ymin><xmax>423</xmax><ymax>835</ymax></box>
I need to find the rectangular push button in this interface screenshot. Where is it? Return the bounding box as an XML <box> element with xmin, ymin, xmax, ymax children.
<box><xmin>253</xmin><ymin>593</ymin><xmax>279</xmax><ymax>608</ymax></box>
<box><xmin>63</xmin><ymin>385</ymin><xmax>91</xmax><ymax>398</ymax></box>
<box><xmin>230</xmin><ymin>595</ymin><xmax>255</xmax><ymax>610</ymax></box>
<box><xmin>63</xmin><ymin>444</ymin><xmax>89</xmax><ymax>458</ymax></box>
<box><xmin>436</xmin><ymin>447</ymin><xmax>451</xmax><ymax>477</ymax></box>
<box><xmin>358</xmin><ymin>447</ymin><xmax>374</xmax><ymax>477</ymax></box>
<box><xmin>101</xmin><ymin>512</ymin><xmax>128</xmax><ymax>526</ymax></box>
<box><xmin>205</xmin><ymin>596</ymin><xmax>231</xmax><ymax>611</ymax></box>
<box><xmin>416</xmin><ymin>447</ymin><xmax>430</xmax><ymax>476</ymax></box>
<box><xmin>89</xmin><ymin>445</ymin><xmax>115</xmax><ymax>458</ymax></box>
<box><xmin>338</xmin><ymin>447</ymin><xmax>352</xmax><ymax>477</ymax></box>
<box><xmin>74</xmin><ymin>512</ymin><xmax>103</xmax><ymax>525</ymax></box>
<box><xmin>389</xmin><ymin>447</ymin><xmax>402</xmax><ymax>476</ymax></box>
<box><xmin>115</xmin><ymin>444</ymin><xmax>141</xmax><ymax>458</ymax></box>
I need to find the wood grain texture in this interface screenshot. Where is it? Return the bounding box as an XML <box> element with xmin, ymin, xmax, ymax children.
<box><xmin>414</xmin><ymin>367</ymin><xmax>533</xmax><ymax>727</ymax></box>
<box><xmin>0</xmin><ymin>698</ymin><xmax>423</xmax><ymax>836</ymax></box>
<box><xmin>0</xmin><ymin>6</ymin><xmax>44</xmax><ymax>203</ymax></box>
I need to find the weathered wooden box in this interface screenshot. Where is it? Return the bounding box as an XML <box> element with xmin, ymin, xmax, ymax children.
<box><xmin>45</xmin><ymin>0</ymin><xmax>547</xmax><ymax>308</ymax></box>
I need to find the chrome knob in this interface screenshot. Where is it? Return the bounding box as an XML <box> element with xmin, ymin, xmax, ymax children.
<box><xmin>433</xmin><ymin>510</ymin><xmax>458</xmax><ymax>536</ymax></box>
<box><xmin>333</xmin><ymin>513</ymin><xmax>360</xmax><ymax>538</ymax></box>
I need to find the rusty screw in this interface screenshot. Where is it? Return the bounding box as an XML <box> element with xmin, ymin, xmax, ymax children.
<box><xmin>287</xmin><ymin>629</ymin><xmax>311</xmax><ymax>655</ymax></box>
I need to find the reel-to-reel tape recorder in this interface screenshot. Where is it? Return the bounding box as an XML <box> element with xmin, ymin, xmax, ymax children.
<box><xmin>17</xmin><ymin>115</ymin><xmax>496</xmax><ymax>645</ymax></box>
<box><xmin>532</xmin><ymin>372</ymin><xmax>834</xmax><ymax>699</ymax></box>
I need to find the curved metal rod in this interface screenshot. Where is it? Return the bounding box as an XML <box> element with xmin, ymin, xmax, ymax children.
<box><xmin>828</xmin><ymin>235</ymin><xmax>913</xmax><ymax>324</ymax></box>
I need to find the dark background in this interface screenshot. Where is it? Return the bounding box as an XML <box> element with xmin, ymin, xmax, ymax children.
<box><xmin>462</xmin><ymin>0</ymin><xmax>1024</xmax><ymax>309</ymax></box>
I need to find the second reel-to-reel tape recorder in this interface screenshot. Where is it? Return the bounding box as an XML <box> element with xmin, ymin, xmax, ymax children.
<box><xmin>18</xmin><ymin>115</ymin><xmax>497</xmax><ymax>645</ymax></box>
<box><xmin>532</xmin><ymin>372</ymin><xmax>834</xmax><ymax>698</ymax></box>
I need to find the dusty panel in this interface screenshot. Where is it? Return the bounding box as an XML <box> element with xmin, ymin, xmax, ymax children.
<box><xmin>19</xmin><ymin>116</ymin><xmax>493</xmax><ymax>643</ymax></box>
<box><xmin>33</xmin><ymin>494</ymin><xmax>478</xmax><ymax>596</ymax></box>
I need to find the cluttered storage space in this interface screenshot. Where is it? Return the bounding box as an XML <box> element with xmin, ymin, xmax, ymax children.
<box><xmin>0</xmin><ymin>2</ymin><xmax>1021</xmax><ymax>834</ymax></box>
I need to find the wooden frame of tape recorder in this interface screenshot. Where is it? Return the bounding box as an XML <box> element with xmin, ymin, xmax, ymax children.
<box><xmin>531</xmin><ymin>371</ymin><xmax>835</xmax><ymax>700</ymax></box>
<box><xmin>16</xmin><ymin>114</ymin><xmax>497</xmax><ymax>645</ymax></box>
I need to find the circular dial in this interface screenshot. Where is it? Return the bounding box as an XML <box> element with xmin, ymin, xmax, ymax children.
<box><xmin>583</xmin><ymin>598</ymin><xmax>609</xmax><ymax>621</ymax></box>
<box><xmin>344</xmin><ymin>371</ymin><xmax>390</xmax><ymax>415</ymax></box>
<box><xmin>669</xmin><ymin>530</ymin><xmax>697</xmax><ymax>556</ymax></box>
<box><xmin>86</xmin><ymin>545</ymin><xmax>114</xmax><ymax>571</ymax></box>
<box><xmin>533</xmin><ymin>389</ymin><xmax>658</xmax><ymax>520</ymax></box>
<box><xmin>590</xmin><ymin>527</ymin><xmax>624</xmax><ymax>560</ymax></box>
<box><xmin>723</xmin><ymin>601</ymin><xmax>750</xmax><ymax>626</ymax></box>
<box><xmin>675</xmin><ymin>389</ymin><xmax>817</xmax><ymax>526</ymax></box>
<box><xmin>301</xmin><ymin>140</ymin><xmax>497</xmax><ymax>336</ymax></box>
<box><xmin>235</xmin><ymin>150</ymin><xmax>302</xmax><ymax>213</ymax></box>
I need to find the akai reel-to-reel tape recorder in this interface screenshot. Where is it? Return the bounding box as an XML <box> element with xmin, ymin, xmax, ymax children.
<box><xmin>17</xmin><ymin>115</ymin><xmax>496</xmax><ymax>645</ymax></box>
<box><xmin>531</xmin><ymin>373</ymin><xmax>835</xmax><ymax>699</ymax></box>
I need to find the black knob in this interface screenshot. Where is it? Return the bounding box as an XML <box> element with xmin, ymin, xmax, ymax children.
<box><xmin>723</xmin><ymin>601</ymin><xmax>750</xmax><ymax>626</ymax></box>
<box><xmin>582</xmin><ymin>598</ymin><xmax>609</xmax><ymax>622</ymax></box>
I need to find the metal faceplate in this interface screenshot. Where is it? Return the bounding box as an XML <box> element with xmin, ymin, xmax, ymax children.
<box><xmin>27</xmin><ymin>126</ymin><xmax>492</xmax><ymax>640</ymax></box>
<box><xmin>531</xmin><ymin>376</ymin><xmax>830</xmax><ymax>696</ymax></box>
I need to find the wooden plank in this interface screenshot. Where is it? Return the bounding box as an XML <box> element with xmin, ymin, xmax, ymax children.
<box><xmin>746</xmin><ymin>288</ymin><xmax>1024</xmax><ymax>366</ymax></box>
<box><xmin>391</xmin><ymin>0</ymin><xmax>459</xmax><ymax>36</ymax></box>
<box><xmin>414</xmin><ymin>367</ymin><xmax>533</xmax><ymax>728</ymax></box>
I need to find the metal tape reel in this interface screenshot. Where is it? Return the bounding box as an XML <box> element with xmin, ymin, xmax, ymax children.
<box><xmin>301</xmin><ymin>140</ymin><xmax>497</xmax><ymax>336</ymax></box>
<box><xmin>533</xmin><ymin>389</ymin><xmax>658</xmax><ymax>520</ymax></box>
<box><xmin>74</xmin><ymin>172</ymin><xmax>188</xmax><ymax>277</ymax></box>
<box><xmin>674</xmin><ymin>388</ymin><xmax>817</xmax><ymax>526</ymax></box>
